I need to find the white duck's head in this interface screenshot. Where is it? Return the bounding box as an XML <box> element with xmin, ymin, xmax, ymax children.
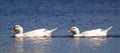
<box><xmin>68</xmin><ymin>26</ymin><xmax>80</xmax><ymax>35</ymax></box>
<box><xmin>11</xmin><ymin>25</ymin><xmax>23</xmax><ymax>34</ymax></box>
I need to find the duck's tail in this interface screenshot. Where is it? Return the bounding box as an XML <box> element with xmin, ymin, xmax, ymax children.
<box><xmin>50</xmin><ymin>27</ymin><xmax>58</xmax><ymax>32</ymax></box>
<box><xmin>104</xmin><ymin>26</ymin><xmax>113</xmax><ymax>32</ymax></box>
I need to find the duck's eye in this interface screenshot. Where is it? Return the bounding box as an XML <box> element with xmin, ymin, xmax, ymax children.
<box><xmin>72</xmin><ymin>28</ymin><xmax>75</xmax><ymax>29</ymax></box>
<box><xmin>16</xmin><ymin>26</ymin><xmax>19</xmax><ymax>28</ymax></box>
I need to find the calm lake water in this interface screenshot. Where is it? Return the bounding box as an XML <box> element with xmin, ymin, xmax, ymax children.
<box><xmin>0</xmin><ymin>0</ymin><xmax>120</xmax><ymax>53</ymax></box>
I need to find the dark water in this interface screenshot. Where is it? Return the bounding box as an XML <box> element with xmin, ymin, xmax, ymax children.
<box><xmin>0</xmin><ymin>0</ymin><xmax>120</xmax><ymax>53</ymax></box>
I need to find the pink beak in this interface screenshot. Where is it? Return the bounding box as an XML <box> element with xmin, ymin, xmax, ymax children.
<box><xmin>11</xmin><ymin>27</ymin><xmax>16</xmax><ymax>32</ymax></box>
<box><xmin>68</xmin><ymin>30</ymin><xmax>72</xmax><ymax>32</ymax></box>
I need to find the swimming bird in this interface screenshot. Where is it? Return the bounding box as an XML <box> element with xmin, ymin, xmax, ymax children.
<box><xmin>11</xmin><ymin>25</ymin><xmax>57</xmax><ymax>38</ymax></box>
<box><xmin>68</xmin><ymin>26</ymin><xmax>112</xmax><ymax>37</ymax></box>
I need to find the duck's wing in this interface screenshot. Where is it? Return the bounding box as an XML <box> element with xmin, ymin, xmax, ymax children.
<box><xmin>24</xmin><ymin>29</ymin><xmax>47</xmax><ymax>36</ymax></box>
<box><xmin>83</xmin><ymin>28</ymin><xmax>102</xmax><ymax>33</ymax></box>
<box><xmin>81</xmin><ymin>28</ymin><xmax>102</xmax><ymax>36</ymax></box>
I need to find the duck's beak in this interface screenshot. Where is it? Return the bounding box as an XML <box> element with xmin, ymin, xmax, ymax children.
<box><xmin>68</xmin><ymin>30</ymin><xmax>72</xmax><ymax>32</ymax></box>
<box><xmin>11</xmin><ymin>27</ymin><xmax>16</xmax><ymax>32</ymax></box>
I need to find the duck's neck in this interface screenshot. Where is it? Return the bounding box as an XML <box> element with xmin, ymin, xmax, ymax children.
<box><xmin>74</xmin><ymin>32</ymin><xmax>80</xmax><ymax>35</ymax></box>
<box><xmin>17</xmin><ymin>29</ymin><xmax>23</xmax><ymax>34</ymax></box>
<box><xmin>73</xmin><ymin>30</ymin><xmax>80</xmax><ymax>36</ymax></box>
<box><xmin>15</xmin><ymin>30</ymin><xmax>24</xmax><ymax>38</ymax></box>
<box><xmin>17</xmin><ymin>31</ymin><xmax>23</xmax><ymax>34</ymax></box>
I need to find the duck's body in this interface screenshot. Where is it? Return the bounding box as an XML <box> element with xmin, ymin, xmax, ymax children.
<box><xmin>69</xmin><ymin>26</ymin><xmax>112</xmax><ymax>37</ymax></box>
<box><xmin>12</xmin><ymin>25</ymin><xmax>57</xmax><ymax>38</ymax></box>
<box><xmin>24</xmin><ymin>28</ymin><xmax>56</xmax><ymax>37</ymax></box>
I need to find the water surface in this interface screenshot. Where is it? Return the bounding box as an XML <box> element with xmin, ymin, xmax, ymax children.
<box><xmin>0</xmin><ymin>0</ymin><xmax>120</xmax><ymax>53</ymax></box>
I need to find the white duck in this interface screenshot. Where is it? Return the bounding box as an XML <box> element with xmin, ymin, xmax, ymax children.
<box><xmin>68</xmin><ymin>26</ymin><xmax>112</xmax><ymax>37</ymax></box>
<box><xmin>11</xmin><ymin>25</ymin><xmax>57</xmax><ymax>38</ymax></box>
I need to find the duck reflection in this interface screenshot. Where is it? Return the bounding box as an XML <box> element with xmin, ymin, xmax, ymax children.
<box><xmin>71</xmin><ymin>37</ymin><xmax>81</xmax><ymax>48</ymax></box>
<box><xmin>13</xmin><ymin>37</ymin><xmax>53</xmax><ymax>53</ymax></box>
<box><xmin>13</xmin><ymin>37</ymin><xmax>24</xmax><ymax>53</ymax></box>
<box><xmin>72</xmin><ymin>37</ymin><xmax>80</xmax><ymax>42</ymax></box>
<box><xmin>71</xmin><ymin>36</ymin><xmax>107</xmax><ymax>48</ymax></box>
<box><xmin>25</xmin><ymin>37</ymin><xmax>53</xmax><ymax>53</ymax></box>
<box><xmin>85</xmin><ymin>37</ymin><xmax>107</xmax><ymax>46</ymax></box>
<box><xmin>26</xmin><ymin>37</ymin><xmax>52</xmax><ymax>43</ymax></box>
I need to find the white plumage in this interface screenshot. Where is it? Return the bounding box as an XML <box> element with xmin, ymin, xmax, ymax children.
<box><xmin>11</xmin><ymin>25</ymin><xmax>57</xmax><ymax>38</ymax></box>
<box><xmin>68</xmin><ymin>26</ymin><xmax>112</xmax><ymax>37</ymax></box>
